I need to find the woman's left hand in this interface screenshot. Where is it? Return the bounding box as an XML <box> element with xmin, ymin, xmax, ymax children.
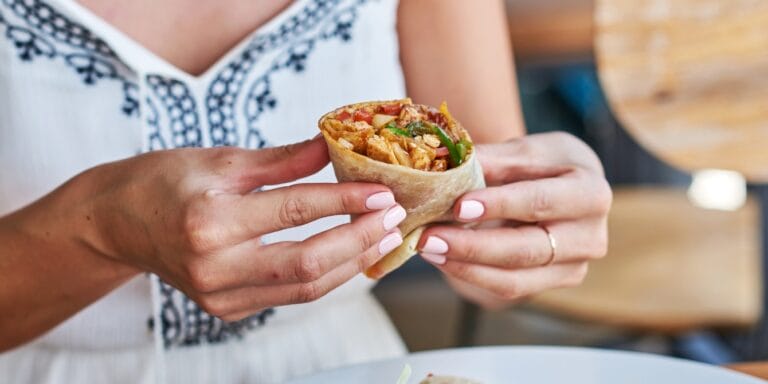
<box><xmin>417</xmin><ymin>132</ymin><xmax>612</xmax><ymax>308</ymax></box>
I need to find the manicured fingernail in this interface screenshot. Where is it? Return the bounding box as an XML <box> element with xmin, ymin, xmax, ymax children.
<box><xmin>379</xmin><ymin>232</ymin><xmax>403</xmax><ymax>255</ymax></box>
<box><xmin>365</xmin><ymin>191</ymin><xmax>396</xmax><ymax>210</ymax></box>
<box><xmin>421</xmin><ymin>236</ymin><xmax>448</xmax><ymax>254</ymax></box>
<box><xmin>421</xmin><ymin>253</ymin><xmax>446</xmax><ymax>265</ymax></box>
<box><xmin>383</xmin><ymin>205</ymin><xmax>406</xmax><ymax>231</ymax></box>
<box><xmin>458</xmin><ymin>200</ymin><xmax>484</xmax><ymax>221</ymax></box>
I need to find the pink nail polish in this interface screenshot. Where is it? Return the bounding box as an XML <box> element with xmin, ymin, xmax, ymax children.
<box><xmin>378</xmin><ymin>232</ymin><xmax>403</xmax><ymax>255</ymax></box>
<box><xmin>421</xmin><ymin>253</ymin><xmax>446</xmax><ymax>265</ymax></box>
<box><xmin>421</xmin><ymin>236</ymin><xmax>448</xmax><ymax>254</ymax></box>
<box><xmin>382</xmin><ymin>205</ymin><xmax>406</xmax><ymax>231</ymax></box>
<box><xmin>458</xmin><ymin>200</ymin><xmax>484</xmax><ymax>221</ymax></box>
<box><xmin>365</xmin><ymin>191</ymin><xmax>396</xmax><ymax>210</ymax></box>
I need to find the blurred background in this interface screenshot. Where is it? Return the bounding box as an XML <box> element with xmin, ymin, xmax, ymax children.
<box><xmin>374</xmin><ymin>0</ymin><xmax>768</xmax><ymax>366</ymax></box>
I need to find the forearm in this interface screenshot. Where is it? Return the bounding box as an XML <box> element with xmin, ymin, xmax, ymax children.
<box><xmin>0</xmin><ymin>171</ymin><xmax>139</xmax><ymax>352</ymax></box>
<box><xmin>398</xmin><ymin>0</ymin><xmax>525</xmax><ymax>143</ymax></box>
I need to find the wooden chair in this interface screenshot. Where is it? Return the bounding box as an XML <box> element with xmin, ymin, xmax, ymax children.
<box><xmin>528</xmin><ymin>0</ymin><xmax>768</xmax><ymax>333</ymax></box>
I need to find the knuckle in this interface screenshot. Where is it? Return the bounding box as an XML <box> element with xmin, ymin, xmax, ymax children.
<box><xmin>196</xmin><ymin>296</ymin><xmax>227</xmax><ymax>317</ymax></box>
<box><xmin>339</xmin><ymin>189</ymin><xmax>359</xmax><ymax>212</ymax></box>
<box><xmin>495</xmin><ymin>281</ymin><xmax>522</xmax><ymax>301</ymax></box>
<box><xmin>449</xmin><ymin>261</ymin><xmax>473</xmax><ymax>280</ymax></box>
<box><xmin>294</xmin><ymin>251</ymin><xmax>324</xmax><ymax>283</ymax></box>
<box><xmin>183</xmin><ymin>203</ymin><xmax>223</xmax><ymax>253</ymax></box>
<box><xmin>460</xmin><ymin>237</ymin><xmax>482</xmax><ymax>264</ymax></box>
<box><xmin>565</xmin><ymin>263</ymin><xmax>590</xmax><ymax>287</ymax></box>
<box><xmin>279</xmin><ymin>197</ymin><xmax>315</xmax><ymax>227</ymax></box>
<box><xmin>355</xmin><ymin>224</ymin><xmax>379</xmax><ymax>252</ymax></box>
<box><xmin>594</xmin><ymin>231</ymin><xmax>609</xmax><ymax>259</ymax></box>
<box><xmin>592</xmin><ymin>179</ymin><xmax>614</xmax><ymax>214</ymax></box>
<box><xmin>516</xmin><ymin>241</ymin><xmax>539</xmax><ymax>268</ymax></box>
<box><xmin>293</xmin><ymin>282</ymin><xmax>323</xmax><ymax>304</ymax></box>
<box><xmin>529</xmin><ymin>186</ymin><xmax>552</xmax><ymax>221</ymax></box>
<box><xmin>220</xmin><ymin>312</ymin><xmax>248</xmax><ymax>323</ymax></box>
<box><xmin>550</xmin><ymin>131</ymin><xmax>577</xmax><ymax>145</ymax></box>
<box><xmin>264</xmin><ymin>144</ymin><xmax>297</xmax><ymax>165</ymax></box>
<box><xmin>212</xmin><ymin>147</ymin><xmax>244</xmax><ymax>167</ymax></box>
<box><xmin>587</xmin><ymin>222</ymin><xmax>609</xmax><ymax>259</ymax></box>
<box><xmin>186</xmin><ymin>261</ymin><xmax>219</xmax><ymax>293</ymax></box>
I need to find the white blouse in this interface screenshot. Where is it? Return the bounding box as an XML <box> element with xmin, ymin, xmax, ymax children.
<box><xmin>0</xmin><ymin>0</ymin><xmax>407</xmax><ymax>382</ymax></box>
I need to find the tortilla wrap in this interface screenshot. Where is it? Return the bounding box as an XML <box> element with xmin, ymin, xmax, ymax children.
<box><xmin>318</xmin><ymin>99</ymin><xmax>485</xmax><ymax>279</ymax></box>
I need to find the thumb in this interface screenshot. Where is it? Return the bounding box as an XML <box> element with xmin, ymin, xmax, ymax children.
<box><xmin>241</xmin><ymin>135</ymin><xmax>330</xmax><ymax>188</ymax></box>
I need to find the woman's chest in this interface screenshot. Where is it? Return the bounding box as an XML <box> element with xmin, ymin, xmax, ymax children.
<box><xmin>76</xmin><ymin>0</ymin><xmax>295</xmax><ymax>76</ymax></box>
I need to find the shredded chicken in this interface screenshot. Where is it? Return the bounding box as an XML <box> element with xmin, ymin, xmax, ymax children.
<box><xmin>323</xmin><ymin>100</ymin><xmax>472</xmax><ymax>172</ymax></box>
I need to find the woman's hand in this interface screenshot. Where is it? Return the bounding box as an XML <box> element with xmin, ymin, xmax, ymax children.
<box><xmin>416</xmin><ymin>132</ymin><xmax>611</xmax><ymax>308</ymax></box>
<box><xmin>78</xmin><ymin>136</ymin><xmax>405</xmax><ymax>321</ymax></box>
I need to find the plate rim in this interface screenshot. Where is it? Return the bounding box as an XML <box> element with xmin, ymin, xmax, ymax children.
<box><xmin>287</xmin><ymin>345</ymin><xmax>766</xmax><ymax>383</ymax></box>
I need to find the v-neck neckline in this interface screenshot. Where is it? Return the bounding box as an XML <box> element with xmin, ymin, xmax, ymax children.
<box><xmin>54</xmin><ymin>0</ymin><xmax>307</xmax><ymax>84</ymax></box>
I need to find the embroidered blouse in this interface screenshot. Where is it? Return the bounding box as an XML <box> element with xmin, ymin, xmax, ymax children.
<box><xmin>0</xmin><ymin>0</ymin><xmax>407</xmax><ymax>382</ymax></box>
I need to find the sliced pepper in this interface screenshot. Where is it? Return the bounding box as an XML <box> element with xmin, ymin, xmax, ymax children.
<box><xmin>387</xmin><ymin>126</ymin><xmax>410</xmax><ymax>137</ymax></box>
<box><xmin>385</xmin><ymin>122</ymin><xmax>410</xmax><ymax>137</ymax></box>
<box><xmin>456</xmin><ymin>142</ymin><xmax>467</xmax><ymax>162</ymax></box>
<box><xmin>432</xmin><ymin>124</ymin><xmax>462</xmax><ymax>167</ymax></box>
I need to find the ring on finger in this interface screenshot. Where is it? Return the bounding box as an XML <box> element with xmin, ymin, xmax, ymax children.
<box><xmin>540</xmin><ymin>225</ymin><xmax>557</xmax><ymax>266</ymax></box>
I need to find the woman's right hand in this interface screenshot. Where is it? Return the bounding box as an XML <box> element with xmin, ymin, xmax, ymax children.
<box><xmin>80</xmin><ymin>136</ymin><xmax>405</xmax><ymax>321</ymax></box>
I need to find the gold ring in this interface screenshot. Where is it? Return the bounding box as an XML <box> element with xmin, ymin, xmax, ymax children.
<box><xmin>541</xmin><ymin>225</ymin><xmax>557</xmax><ymax>266</ymax></box>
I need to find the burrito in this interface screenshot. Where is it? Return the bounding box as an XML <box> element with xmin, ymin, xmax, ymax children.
<box><xmin>319</xmin><ymin>98</ymin><xmax>485</xmax><ymax>279</ymax></box>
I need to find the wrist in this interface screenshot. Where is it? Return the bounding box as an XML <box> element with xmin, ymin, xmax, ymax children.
<box><xmin>15</xmin><ymin>166</ymin><xmax>140</xmax><ymax>281</ymax></box>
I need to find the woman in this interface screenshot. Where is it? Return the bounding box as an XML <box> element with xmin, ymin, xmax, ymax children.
<box><xmin>0</xmin><ymin>0</ymin><xmax>611</xmax><ymax>382</ymax></box>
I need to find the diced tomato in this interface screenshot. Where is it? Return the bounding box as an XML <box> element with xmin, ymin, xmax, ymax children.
<box><xmin>435</xmin><ymin>146</ymin><xmax>450</xmax><ymax>157</ymax></box>
<box><xmin>336</xmin><ymin>111</ymin><xmax>351</xmax><ymax>121</ymax></box>
<box><xmin>353</xmin><ymin>110</ymin><xmax>373</xmax><ymax>124</ymax></box>
<box><xmin>378</xmin><ymin>103</ymin><xmax>402</xmax><ymax>116</ymax></box>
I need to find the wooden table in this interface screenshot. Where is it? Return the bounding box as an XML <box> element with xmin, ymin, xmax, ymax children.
<box><xmin>596</xmin><ymin>0</ymin><xmax>768</xmax><ymax>182</ymax></box>
<box><xmin>728</xmin><ymin>362</ymin><xmax>768</xmax><ymax>380</ymax></box>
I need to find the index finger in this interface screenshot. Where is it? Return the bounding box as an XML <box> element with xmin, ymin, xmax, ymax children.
<box><xmin>224</xmin><ymin>182</ymin><xmax>397</xmax><ymax>243</ymax></box>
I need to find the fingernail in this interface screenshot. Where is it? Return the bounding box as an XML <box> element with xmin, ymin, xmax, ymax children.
<box><xmin>421</xmin><ymin>253</ymin><xmax>446</xmax><ymax>265</ymax></box>
<box><xmin>383</xmin><ymin>205</ymin><xmax>406</xmax><ymax>231</ymax></box>
<box><xmin>421</xmin><ymin>236</ymin><xmax>448</xmax><ymax>254</ymax></box>
<box><xmin>379</xmin><ymin>232</ymin><xmax>403</xmax><ymax>255</ymax></box>
<box><xmin>365</xmin><ymin>191</ymin><xmax>396</xmax><ymax>210</ymax></box>
<box><xmin>458</xmin><ymin>200</ymin><xmax>484</xmax><ymax>221</ymax></box>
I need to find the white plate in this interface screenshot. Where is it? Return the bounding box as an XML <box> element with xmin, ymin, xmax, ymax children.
<box><xmin>287</xmin><ymin>346</ymin><xmax>766</xmax><ymax>383</ymax></box>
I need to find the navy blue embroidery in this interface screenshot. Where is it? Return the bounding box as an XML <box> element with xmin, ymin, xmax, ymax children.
<box><xmin>154</xmin><ymin>281</ymin><xmax>274</xmax><ymax>347</ymax></box>
<box><xmin>2</xmin><ymin>0</ymin><xmax>115</xmax><ymax>57</ymax></box>
<box><xmin>244</xmin><ymin>76</ymin><xmax>274</xmax><ymax>149</ymax></box>
<box><xmin>4</xmin><ymin>24</ymin><xmax>53</xmax><ymax>59</ymax></box>
<box><xmin>0</xmin><ymin>1</ymin><xmax>138</xmax><ymax>117</ymax></box>
<box><xmin>205</xmin><ymin>0</ymin><xmax>341</xmax><ymax>147</ymax></box>
<box><xmin>145</xmin><ymin>96</ymin><xmax>167</xmax><ymax>151</ymax></box>
<box><xmin>242</xmin><ymin>3</ymin><xmax>364</xmax><ymax>148</ymax></box>
<box><xmin>146</xmin><ymin>75</ymin><xmax>203</xmax><ymax>148</ymax></box>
